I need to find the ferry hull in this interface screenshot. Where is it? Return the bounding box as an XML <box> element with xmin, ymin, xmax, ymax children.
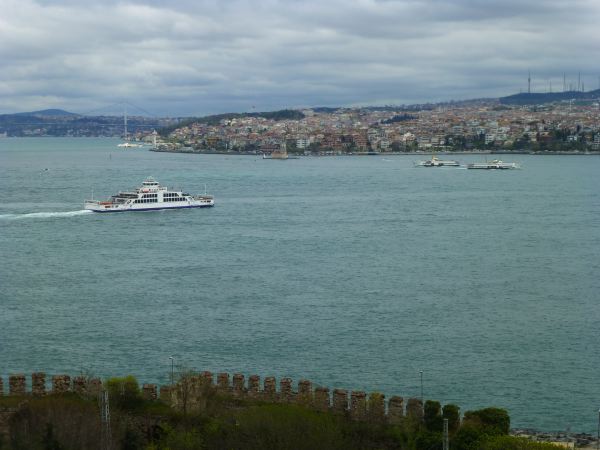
<box><xmin>467</xmin><ymin>164</ymin><xmax>518</xmax><ymax>170</ymax></box>
<box><xmin>85</xmin><ymin>203</ymin><xmax>214</xmax><ymax>213</ymax></box>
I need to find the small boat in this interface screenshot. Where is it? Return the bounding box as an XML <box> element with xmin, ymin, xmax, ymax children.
<box><xmin>117</xmin><ymin>107</ymin><xmax>143</xmax><ymax>148</ymax></box>
<box><xmin>263</xmin><ymin>150</ymin><xmax>289</xmax><ymax>160</ymax></box>
<box><xmin>117</xmin><ymin>142</ymin><xmax>143</xmax><ymax>148</ymax></box>
<box><xmin>467</xmin><ymin>159</ymin><xmax>520</xmax><ymax>170</ymax></box>
<box><xmin>84</xmin><ymin>177</ymin><xmax>214</xmax><ymax>212</ymax></box>
<box><xmin>415</xmin><ymin>156</ymin><xmax>460</xmax><ymax>167</ymax></box>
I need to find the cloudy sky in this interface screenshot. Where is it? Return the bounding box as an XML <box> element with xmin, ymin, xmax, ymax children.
<box><xmin>1</xmin><ymin>0</ymin><xmax>599</xmax><ymax>116</ymax></box>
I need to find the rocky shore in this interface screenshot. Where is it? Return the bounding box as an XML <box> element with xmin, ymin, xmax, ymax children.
<box><xmin>511</xmin><ymin>428</ymin><xmax>599</xmax><ymax>449</ymax></box>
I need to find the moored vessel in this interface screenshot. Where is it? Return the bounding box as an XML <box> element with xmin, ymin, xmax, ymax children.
<box><xmin>415</xmin><ymin>156</ymin><xmax>460</xmax><ymax>167</ymax></box>
<box><xmin>263</xmin><ymin>149</ymin><xmax>289</xmax><ymax>160</ymax></box>
<box><xmin>467</xmin><ymin>159</ymin><xmax>520</xmax><ymax>170</ymax></box>
<box><xmin>84</xmin><ymin>177</ymin><xmax>214</xmax><ymax>212</ymax></box>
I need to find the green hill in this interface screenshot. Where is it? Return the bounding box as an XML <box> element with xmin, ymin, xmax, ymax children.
<box><xmin>500</xmin><ymin>89</ymin><xmax>600</xmax><ymax>105</ymax></box>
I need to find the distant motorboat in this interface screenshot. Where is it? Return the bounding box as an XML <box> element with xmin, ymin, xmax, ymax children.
<box><xmin>467</xmin><ymin>159</ymin><xmax>520</xmax><ymax>170</ymax></box>
<box><xmin>117</xmin><ymin>142</ymin><xmax>142</xmax><ymax>148</ymax></box>
<box><xmin>415</xmin><ymin>156</ymin><xmax>460</xmax><ymax>167</ymax></box>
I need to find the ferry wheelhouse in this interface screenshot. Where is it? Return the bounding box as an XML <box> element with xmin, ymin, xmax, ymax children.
<box><xmin>84</xmin><ymin>177</ymin><xmax>214</xmax><ymax>212</ymax></box>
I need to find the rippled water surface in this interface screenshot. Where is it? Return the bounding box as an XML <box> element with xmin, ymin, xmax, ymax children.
<box><xmin>1</xmin><ymin>138</ymin><xmax>599</xmax><ymax>432</ymax></box>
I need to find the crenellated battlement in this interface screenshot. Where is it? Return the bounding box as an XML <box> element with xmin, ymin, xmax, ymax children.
<box><xmin>0</xmin><ymin>371</ymin><xmax>426</xmax><ymax>424</ymax></box>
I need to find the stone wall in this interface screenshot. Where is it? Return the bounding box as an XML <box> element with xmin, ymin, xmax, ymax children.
<box><xmin>159</xmin><ymin>371</ymin><xmax>419</xmax><ymax>424</ymax></box>
<box><xmin>2</xmin><ymin>373</ymin><xmax>103</xmax><ymax>398</ymax></box>
<box><xmin>0</xmin><ymin>371</ymin><xmax>422</xmax><ymax>425</ymax></box>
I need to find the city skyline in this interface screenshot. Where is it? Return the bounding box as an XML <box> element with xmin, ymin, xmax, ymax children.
<box><xmin>1</xmin><ymin>0</ymin><xmax>599</xmax><ymax>116</ymax></box>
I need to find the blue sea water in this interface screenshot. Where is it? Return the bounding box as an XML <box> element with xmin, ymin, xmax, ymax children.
<box><xmin>1</xmin><ymin>138</ymin><xmax>599</xmax><ymax>432</ymax></box>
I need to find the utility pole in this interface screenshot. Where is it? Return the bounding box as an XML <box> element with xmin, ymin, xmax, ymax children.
<box><xmin>596</xmin><ymin>408</ymin><xmax>599</xmax><ymax>450</ymax></box>
<box><xmin>419</xmin><ymin>370</ymin><xmax>424</xmax><ymax>419</ymax></box>
<box><xmin>169</xmin><ymin>356</ymin><xmax>175</xmax><ymax>385</ymax></box>
<box><xmin>99</xmin><ymin>389</ymin><xmax>112</xmax><ymax>450</ymax></box>
<box><xmin>419</xmin><ymin>370</ymin><xmax>423</xmax><ymax>403</ymax></box>
<box><xmin>443</xmin><ymin>418</ymin><xmax>449</xmax><ymax>450</ymax></box>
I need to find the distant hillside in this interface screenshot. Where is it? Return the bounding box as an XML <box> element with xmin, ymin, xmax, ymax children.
<box><xmin>13</xmin><ymin>109</ymin><xmax>79</xmax><ymax>117</ymax></box>
<box><xmin>500</xmin><ymin>89</ymin><xmax>600</xmax><ymax>105</ymax></box>
<box><xmin>312</xmin><ymin>107</ymin><xmax>341</xmax><ymax>113</ymax></box>
<box><xmin>0</xmin><ymin>110</ymin><xmax>171</xmax><ymax>137</ymax></box>
<box><xmin>159</xmin><ymin>109</ymin><xmax>305</xmax><ymax>136</ymax></box>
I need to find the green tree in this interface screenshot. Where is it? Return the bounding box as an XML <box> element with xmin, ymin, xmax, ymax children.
<box><xmin>442</xmin><ymin>404</ymin><xmax>460</xmax><ymax>433</ymax></box>
<box><xmin>105</xmin><ymin>376</ymin><xmax>142</xmax><ymax>411</ymax></box>
<box><xmin>424</xmin><ymin>400</ymin><xmax>443</xmax><ymax>432</ymax></box>
<box><xmin>463</xmin><ymin>407</ymin><xmax>510</xmax><ymax>436</ymax></box>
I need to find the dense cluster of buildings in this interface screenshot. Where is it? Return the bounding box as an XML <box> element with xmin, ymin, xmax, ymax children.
<box><xmin>162</xmin><ymin>100</ymin><xmax>600</xmax><ymax>154</ymax></box>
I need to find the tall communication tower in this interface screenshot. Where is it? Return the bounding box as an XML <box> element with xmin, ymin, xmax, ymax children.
<box><xmin>578</xmin><ymin>72</ymin><xmax>581</xmax><ymax>92</ymax></box>
<box><xmin>528</xmin><ymin>71</ymin><xmax>531</xmax><ymax>94</ymax></box>
<box><xmin>563</xmin><ymin>73</ymin><xmax>566</xmax><ymax>92</ymax></box>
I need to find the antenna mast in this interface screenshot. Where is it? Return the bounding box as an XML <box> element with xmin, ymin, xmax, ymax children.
<box><xmin>124</xmin><ymin>107</ymin><xmax>128</xmax><ymax>141</ymax></box>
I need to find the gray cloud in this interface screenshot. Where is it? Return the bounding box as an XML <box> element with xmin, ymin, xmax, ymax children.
<box><xmin>1</xmin><ymin>0</ymin><xmax>599</xmax><ymax>115</ymax></box>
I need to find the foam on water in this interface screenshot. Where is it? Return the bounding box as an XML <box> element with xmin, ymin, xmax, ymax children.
<box><xmin>0</xmin><ymin>210</ymin><xmax>92</xmax><ymax>220</ymax></box>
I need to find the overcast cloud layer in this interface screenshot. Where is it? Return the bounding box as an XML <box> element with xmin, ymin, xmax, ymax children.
<box><xmin>1</xmin><ymin>0</ymin><xmax>599</xmax><ymax>115</ymax></box>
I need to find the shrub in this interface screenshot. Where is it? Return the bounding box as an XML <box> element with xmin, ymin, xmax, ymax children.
<box><xmin>8</xmin><ymin>396</ymin><xmax>102</xmax><ymax>450</ymax></box>
<box><xmin>463</xmin><ymin>407</ymin><xmax>510</xmax><ymax>436</ymax></box>
<box><xmin>415</xmin><ymin>430</ymin><xmax>443</xmax><ymax>450</ymax></box>
<box><xmin>208</xmin><ymin>404</ymin><xmax>347</xmax><ymax>450</ymax></box>
<box><xmin>451</xmin><ymin>422</ymin><xmax>486</xmax><ymax>450</ymax></box>
<box><xmin>480</xmin><ymin>435</ymin><xmax>568</xmax><ymax>449</ymax></box>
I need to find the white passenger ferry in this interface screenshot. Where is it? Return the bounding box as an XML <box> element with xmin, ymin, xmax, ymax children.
<box><xmin>84</xmin><ymin>177</ymin><xmax>214</xmax><ymax>212</ymax></box>
<box><xmin>415</xmin><ymin>156</ymin><xmax>460</xmax><ymax>167</ymax></box>
<box><xmin>467</xmin><ymin>160</ymin><xmax>520</xmax><ymax>170</ymax></box>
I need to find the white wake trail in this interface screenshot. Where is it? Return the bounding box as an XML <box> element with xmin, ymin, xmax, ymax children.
<box><xmin>0</xmin><ymin>210</ymin><xmax>93</xmax><ymax>220</ymax></box>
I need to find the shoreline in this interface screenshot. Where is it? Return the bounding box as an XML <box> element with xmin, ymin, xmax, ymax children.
<box><xmin>511</xmin><ymin>428</ymin><xmax>599</xmax><ymax>449</ymax></box>
<box><xmin>150</xmin><ymin>148</ymin><xmax>600</xmax><ymax>156</ymax></box>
